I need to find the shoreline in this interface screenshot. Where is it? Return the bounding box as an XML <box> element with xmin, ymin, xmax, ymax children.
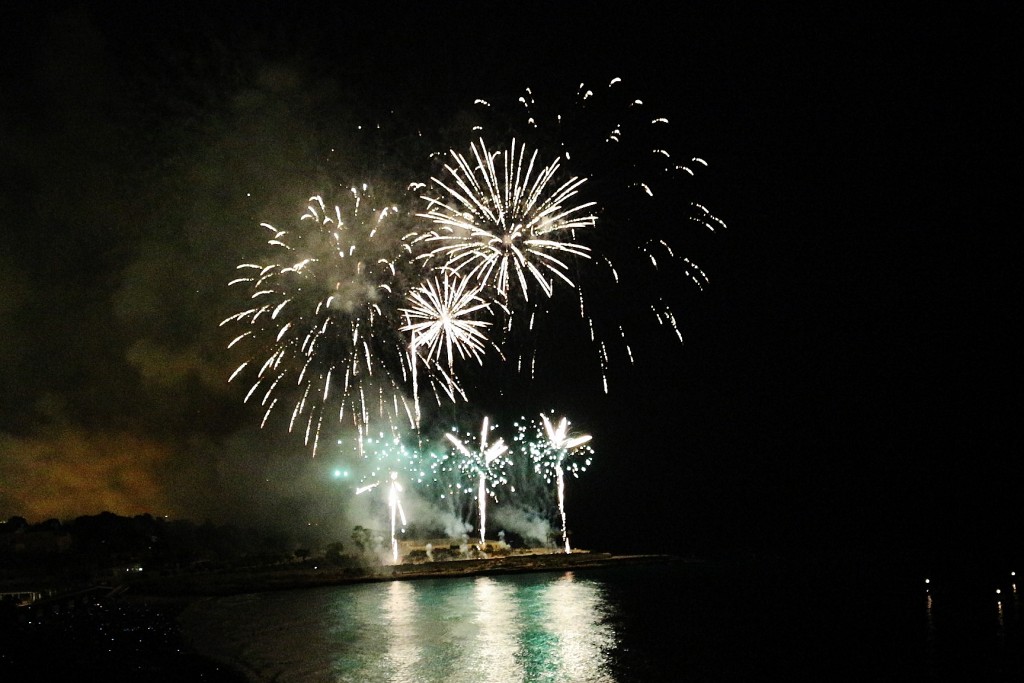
<box><xmin>2</xmin><ymin>551</ymin><xmax>679</xmax><ymax>681</ymax></box>
<box><xmin>125</xmin><ymin>549</ymin><xmax>681</xmax><ymax>598</ymax></box>
<box><xmin>169</xmin><ymin>550</ymin><xmax>681</xmax><ymax>682</ymax></box>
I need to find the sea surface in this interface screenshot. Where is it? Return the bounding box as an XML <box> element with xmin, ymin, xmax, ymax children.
<box><xmin>179</xmin><ymin>558</ymin><xmax>1023</xmax><ymax>681</ymax></box>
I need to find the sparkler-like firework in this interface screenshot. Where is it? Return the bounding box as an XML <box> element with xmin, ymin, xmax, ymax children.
<box><xmin>357</xmin><ymin>471</ymin><xmax>408</xmax><ymax>563</ymax></box>
<box><xmin>445</xmin><ymin>417</ymin><xmax>511</xmax><ymax>547</ymax></box>
<box><xmin>518</xmin><ymin>413</ymin><xmax>594</xmax><ymax>553</ymax></box>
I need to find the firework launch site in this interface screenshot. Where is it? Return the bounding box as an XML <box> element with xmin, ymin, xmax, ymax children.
<box><xmin>1</xmin><ymin>512</ymin><xmax>674</xmax><ymax>604</ymax></box>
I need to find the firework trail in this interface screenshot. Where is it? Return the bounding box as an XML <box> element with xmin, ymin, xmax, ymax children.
<box><xmin>421</xmin><ymin>439</ymin><xmax>476</xmax><ymax>530</ymax></box>
<box><xmin>467</xmin><ymin>79</ymin><xmax>726</xmax><ymax>390</ymax></box>
<box><xmin>357</xmin><ymin>471</ymin><xmax>408</xmax><ymax>563</ymax></box>
<box><xmin>518</xmin><ymin>412</ymin><xmax>594</xmax><ymax>553</ymax></box>
<box><xmin>445</xmin><ymin>417</ymin><xmax>511</xmax><ymax>547</ymax></box>
<box><xmin>222</xmin><ymin>187</ymin><xmax>465</xmax><ymax>455</ymax></box>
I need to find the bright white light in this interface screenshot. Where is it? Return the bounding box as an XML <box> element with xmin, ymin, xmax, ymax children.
<box><xmin>446</xmin><ymin>417</ymin><xmax>509</xmax><ymax>547</ymax></box>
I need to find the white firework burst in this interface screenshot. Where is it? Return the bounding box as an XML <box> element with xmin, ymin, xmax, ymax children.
<box><xmin>400</xmin><ymin>272</ymin><xmax>493</xmax><ymax>370</ymax></box>
<box><xmin>410</xmin><ymin>138</ymin><xmax>597</xmax><ymax>303</ymax></box>
<box><xmin>223</xmin><ymin>187</ymin><xmax>439</xmax><ymax>454</ymax></box>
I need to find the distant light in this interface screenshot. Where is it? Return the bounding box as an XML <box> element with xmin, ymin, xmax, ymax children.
<box><xmin>996</xmin><ymin>589</ymin><xmax>1002</xmax><ymax>595</ymax></box>
<box><xmin>924</xmin><ymin>578</ymin><xmax>930</xmax><ymax>584</ymax></box>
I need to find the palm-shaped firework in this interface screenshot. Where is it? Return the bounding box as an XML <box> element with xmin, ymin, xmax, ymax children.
<box><xmin>356</xmin><ymin>471</ymin><xmax>407</xmax><ymax>564</ymax></box>
<box><xmin>526</xmin><ymin>412</ymin><xmax>594</xmax><ymax>554</ymax></box>
<box><xmin>445</xmin><ymin>416</ymin><xmax>511</xmax><ymax>547</ymax></box>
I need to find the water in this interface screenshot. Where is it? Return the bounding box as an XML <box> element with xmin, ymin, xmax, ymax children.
<box><xmin>179</xmin><ymin>559</ymin><xmax>1023</xmax><ymax>681</ymax></box>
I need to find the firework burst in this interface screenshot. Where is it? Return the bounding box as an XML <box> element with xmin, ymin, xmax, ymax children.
<box><xmin>409</xmin><ymin>138</ymin><xmax>597</xmax><ymax>304</ymax></box>
<box><xmin>468</xmin><ymin>79</ymin><xmax>726</xmax><ymax>390</ymax></box>
<box><xmin>399</xmin><ymin>271</ymin><xmax>495</xmax><ymax>395</ymax></box>
<box><xmin>222</xmin><ymin>187</ymin><xmax>456</xmax><ymax>455</ymax></box>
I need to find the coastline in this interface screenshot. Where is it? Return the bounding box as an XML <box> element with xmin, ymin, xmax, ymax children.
<box><xmin>127</xmin><ymin>549</ymin><xmax>680</xmax><ymax>597</ymax></box>
<box><xmin>168</xmin><ymin>550</ymin><xmax>680</xmax><ymax>682</ymax></box>
<box><xmin>2</xmin><ymin>550</ymin><xmax>678</xmax><ymax>682</ymax></box>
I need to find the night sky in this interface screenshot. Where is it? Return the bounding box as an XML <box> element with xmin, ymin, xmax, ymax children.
<box><xmin>1</xmin><ymin>2</ymin><xmax>1018</xmax><ymax>565</ymax></box>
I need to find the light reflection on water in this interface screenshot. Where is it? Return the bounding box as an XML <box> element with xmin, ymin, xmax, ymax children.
<box><xmin>383</xmin><ymin>580</ymin><xmax>419</xmax><ymax>681</ymax></box>
<box><xmin>183</xmin><ymin>570</ymin><xmax>616</xmax><ymax>683</ymax></box>
<box><xmin>180</xmin><ymin>561</ymin><xmax>1024</xmax><ymax>681</ymax></box>
<box><xmin>472</xmin><ymin>577</ymin><xmax>523</xmax><ymax>679</ymax></box>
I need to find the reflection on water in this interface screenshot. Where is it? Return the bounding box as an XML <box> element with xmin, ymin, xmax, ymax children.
<box><xmin>383</xmin><ymin>580</ymin><xmax>420</xmax><ymax>682</ymax></box>
<box><xmin>473</xmin><ymin>577</ymin><xmax>523</xmax><ymax>679</ymax></box>
<box><xmin>539</xmin><ymin>572</ymin><xmax>615</xmax><ymax>680</ymax></box>
<box><xmin>179</xmin><ymin>562</ymin><xmax>1024</xmax><ymax>681</ymax></box>
<box><xmin>184</xmin><ymin>570</ymin><xmax>616</xmax><ymax>682</ymax></box>
<box><xmin>506</xmin><ymin>572</ymin><xmax>615</xmax><ymax>682</ymax></box>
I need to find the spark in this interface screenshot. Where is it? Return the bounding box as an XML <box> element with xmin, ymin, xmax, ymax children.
<box><xmin>522</xmin><ymin>413</ymin><xmax>594</xmax><ymax>554</ymax></box>
<box><xmin>463</xmin><ymin>78</ymin><xmax>724</xmax><ymax>391</ymax></box>
<box><xmin>400</xmin><ymin>273</ymin><xmax>493</xmax><ymax>370</ymax></box>
<box><xmin>223</xmin><ymin>188</ymin><xmax>439</xmax><ymax>454</ymax></box>
<box><xmin>410</xmin><ymin>138</ymin><xmax>596</xmax><ymax>304</ymax></box>
<box><xmin>446</xmin><ymin>417</ymin><xmax>510</xmax><ymax>547</ymax></box>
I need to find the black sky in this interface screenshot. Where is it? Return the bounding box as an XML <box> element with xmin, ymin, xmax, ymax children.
<box><xmin>1</xmin><ymin>2</ymin><xmax>1018</xmax><ymax>565</ymax></box>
